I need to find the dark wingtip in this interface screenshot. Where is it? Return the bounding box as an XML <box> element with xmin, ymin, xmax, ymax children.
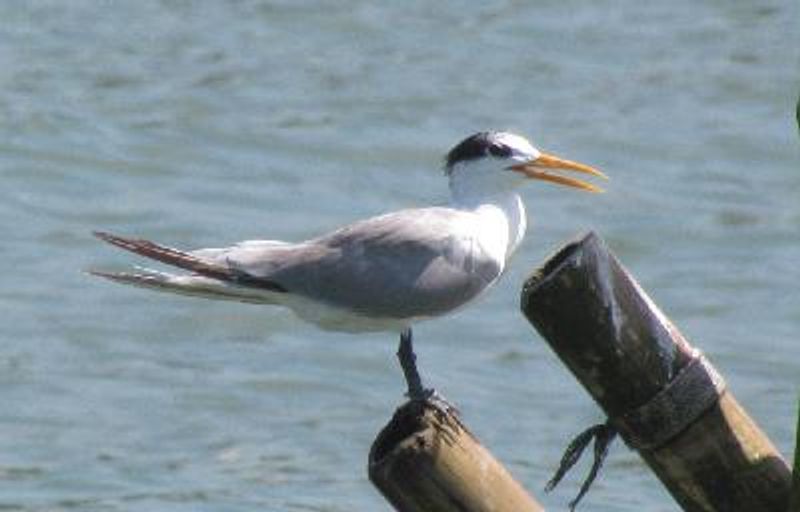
<box><xmin>85</xmin><ymin>268</ymin><xmax>123</xmax><ymax>282</ymax></box>
<box><xmin>93</xmin><ymin>231</ymin><xmax>123</xmax><ymax>248</ymax></box>
<box><xmin>92</xmin><ymin>231</ymin><xmax>147</xmax><ymax>253</ymax></box>
<box><xmin>89</xmin><ymin>230</ymin><xmax>289</xmax><ymax>294</ymax></box>
<box><xmin>86</xmin><ymin>268</ymin><xmax>117</xmax><ymax>277</ymax></box>
<box><xmin>93</xmin><ymin>230</ymin><xmax>123</xmax><ymax>244</ymax></box>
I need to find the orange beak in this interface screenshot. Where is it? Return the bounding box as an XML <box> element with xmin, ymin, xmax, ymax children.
<box><xmin>509</xmin><ymin>152</ymin><xmax>607</xmax><ymax>193</ymax></box>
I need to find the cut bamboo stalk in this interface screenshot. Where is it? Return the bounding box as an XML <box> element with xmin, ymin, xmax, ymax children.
<box><xmin>520</xmin><ymin>231</ymin><xmax>791</xmax><ymax>511</ymax></box>
<box><xmin>369</xmin><ymin>400</ymin><xmax>544</xmax><ymax>512</ymax></box>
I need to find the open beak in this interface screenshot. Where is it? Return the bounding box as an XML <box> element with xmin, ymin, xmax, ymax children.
<box><xmin>509</xmin><ymin>152</ymin><xmax>607</xmax><ymax>193</ymax></box>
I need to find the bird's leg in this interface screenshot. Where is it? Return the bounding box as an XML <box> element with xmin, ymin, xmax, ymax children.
<box><xmin>397</xmin><ymin>328</ymin><xmax>429</xmax><ymax>400</ymax></box>
<box><xmin>396</xmin><ymin>328</ymin><xmax>459</xmax><ymax>416</ymax></box>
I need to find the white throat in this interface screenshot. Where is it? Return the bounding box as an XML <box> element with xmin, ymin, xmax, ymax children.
<box><xmin>449</xmin><ymin>179</ymin><xmax>528</xmax><ymax>268</ymax></box>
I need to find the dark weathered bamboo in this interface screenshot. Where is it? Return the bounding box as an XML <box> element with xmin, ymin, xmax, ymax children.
<box><xmin>369</xmin><ymin>400</ymin><xmax>544</xmax><ymax>512</ymax></box>
<box><xmin>521</xmin><ymin>231</ymin><xmax>791</xmax><ymax>511</ymax></box>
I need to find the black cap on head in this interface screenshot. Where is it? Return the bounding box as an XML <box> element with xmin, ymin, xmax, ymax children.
<box><xmin>444</xmin><ymin>131</ymin><xmax>513</xmax><ymax>172</ymax></box>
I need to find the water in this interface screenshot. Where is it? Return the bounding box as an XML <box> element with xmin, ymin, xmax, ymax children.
<box><xmin>1</xmin><ymin>1</ymin><xmax>798</xmax><ymax>510</ymax></box>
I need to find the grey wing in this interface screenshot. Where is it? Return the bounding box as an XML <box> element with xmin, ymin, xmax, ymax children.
<box><xmin>218</xmin><ymin>208</ymin><xmax>503</xmax><ymax>319</ymax></box>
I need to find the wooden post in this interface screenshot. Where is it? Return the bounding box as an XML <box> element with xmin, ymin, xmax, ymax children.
<box><xmin>368</xmin><ymin>400</ymin><xmax>544</xmax><ymax>512</ymax></box>
<box><xmin>520</xmin><ymin>231</ymin><xmax>791</xmax><ymax>511</ymax></box>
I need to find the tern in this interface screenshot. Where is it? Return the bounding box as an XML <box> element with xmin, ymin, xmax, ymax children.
<box><xmin>91</xmin><ymin>131</ymin><xmax>605</xmax><ymax>400</ymax></box>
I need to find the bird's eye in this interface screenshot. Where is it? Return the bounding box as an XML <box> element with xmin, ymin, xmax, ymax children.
<box><xmin>489</xmin><ymin>143</ymin><xmax>511</xmax><ymax>158</ymax></box>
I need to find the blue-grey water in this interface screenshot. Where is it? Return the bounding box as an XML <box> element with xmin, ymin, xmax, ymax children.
<box><xmin>2</xmin><ymin>2</ymin><xmax>798</xmax><ymax>511</ymax></box>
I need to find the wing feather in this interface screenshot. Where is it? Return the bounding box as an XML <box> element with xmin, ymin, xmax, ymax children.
<box><xmin>219</xmin><ymin>208</ymin><xmax>503</xmax><ymax>319</ymax></box>
<box><xmin>92</xmin><ymin>231</ymin><xmax>287</xmax><ymax>293</ymax></box>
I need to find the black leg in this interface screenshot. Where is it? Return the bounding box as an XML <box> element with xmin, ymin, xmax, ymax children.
<box><xmin>397</xmin><ymin>328</ymin><xmax>429</xmax><ymax>400</ymax></box>
<box><xmin>395</xmin><ymin>328</ymin><xmax>459</xmax><ymax>416</ymax></box>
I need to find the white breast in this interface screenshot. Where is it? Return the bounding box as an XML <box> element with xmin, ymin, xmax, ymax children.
<box><xmin>469</xmin><ymin>193</ymin><xmax>527</xmax><ymax>270</ymax></box>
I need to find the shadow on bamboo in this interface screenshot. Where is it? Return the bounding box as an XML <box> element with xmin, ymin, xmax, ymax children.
<box><xmin>521</xmin><ymin>231</ymin><xmax>791</xmax><ymax>512</ymax></box>
<box><xmin>369</xmin><ymin>400</ymin><xmax>544</xmax><ymax>512</ymax></box>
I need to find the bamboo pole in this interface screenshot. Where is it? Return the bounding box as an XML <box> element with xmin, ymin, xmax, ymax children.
<box><xmin>520</xmin><ymin>231</ymin><xmax>791</xmax><ymax>511</ymax></box>
<box><xmin>368</xmin><ymin>399</ymin><xmax>544</xmax><ymax>512</ymax></box>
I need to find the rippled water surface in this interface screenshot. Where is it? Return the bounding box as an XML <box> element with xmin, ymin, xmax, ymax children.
<box><xmin>2</xmin><ymin>2</ymin><xmax>798</xmax><ymax>510</ymax></box>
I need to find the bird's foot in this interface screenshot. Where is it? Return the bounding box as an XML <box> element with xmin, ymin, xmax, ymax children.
<box><xmin>410</xmin><ymin>387</ymin><xmax>460</xmax><ymax>418</ymax></box>
<box><xmin>545</xmin><ymin>419</ymin><xmax>617</xmax><ymax>511</ymax></box>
